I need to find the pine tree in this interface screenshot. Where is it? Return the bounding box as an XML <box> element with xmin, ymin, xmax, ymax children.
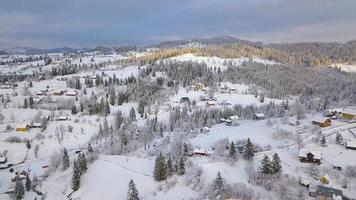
<box><xmin>71</xmin><ymin>160</ymin><xmax>81</xmax><ymax>191</ymax></box>
<box><xmin>71</xmin><ymin>105</ymin><xmax>77</xmax><ymax>114</ymax></box>
<box><xmin>271</xmin><ymin>153</ymin><xmax>282</xmax><ymax>175</ymax></box>
<box><xmin>166</xmin><ymin>157</ymin><xmax>174</xmax><ymax>177</ymax></box>
<box><xmin>177</xmin><ymin>156</ymin><xmax>185</xmax><ymax>175</ymax></box>
<box><xmin>120</xmin><ymin>131</ymin><xmax>127</xmax><ymax>146</ymax></box>
<box><xmin>153</xmin><ymin>153</ymin><xmax>167</xmax><ymax>181</ymax></box>
<box><xmin>229</xmin><ymin>141</ymin><xmax>237</xmax><ymax>160</ymax></box>
<box><xmin>62</xmin><ymin>148</ymin><xmax>70</xmax><ymax>171</ymax></box>
<box><xmin>127</xmin><ymin>179</ymin><xmax>139</xmax><ymax>200</ymax></box>
<box><xmin>23</xmin><ymin>98</ymin><xmax>28</xmax><ymax>108</ymax></box>
<box><xmin>336</xmin><ymin>133</ymin><xmax>343</xmax><ymax>144</ymax></box>
<box><xmin>88</xmin><ymin>143</ymin><xmax>93</xmax><ymax>153</ymax></box>
<box><xmin>26</xmin><ymin>140</ymin><xmax>31</xmax><ymax>150</ymax></box>
<box><xmin>260</xmin><ymin>155</ymin><xmax>273</xmax><ymax>175</ymax></box>
<box><xmin>210</xmin><ymin>172</ymin><xmax>229</xmax><ymax>200</ymax></box>
<box><xmin>29</xmin><ymin>81</ymin><xmax>33</xmax><ymax>88</ymax></box>
<box><xmin>130</xmin><ymin>107</ymin><xmax>136</xmax><ymax>121</ymax></box>
<box><xmin>29</xmin><ymin>97</ymin><xmax>34</xmax><ymax>109</ymax></box>
<box><xmin>320</xmin><ymin>136</ymin><xmax>327</xmax><ymax>147</ymax></box>
<box><xmin>25</xmin><ymin>174</ymin><xmax>31</xmax><ymax>191</ymax></box>
<box><xmin>14</xmin><ymin>177</ymin><xmax>25</xmax><ymax>200</ymax></box>
<box><xmin>78</xmin><ymin>153</ymin><xmax>87</xmax><ymax>174</ymax></box>
<box><xmin>243</xmin><ymin>138</ymin><xmax>254</xmax><ymax>160</ymax></box>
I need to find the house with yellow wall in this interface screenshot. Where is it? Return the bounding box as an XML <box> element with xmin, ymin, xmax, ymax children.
<box><xmin>15</xmin><ymin>124</ymin><xmax>30</xmax><ymax>132</ymax></box>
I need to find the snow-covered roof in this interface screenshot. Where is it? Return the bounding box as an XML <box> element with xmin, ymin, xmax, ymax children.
<box><xmin>58</xmin><ymin>116</ymin><xmax>68</xmax><ymax>120</ymax></box>
<box><xmin>207</xmin><ymin>101</ymin><xmax>215</xmax><ymax>105</ymax></box>
<box><xmin>311</xmin><ymin>116</ymin><xmax>330</xmax><ymax>123</ymax></box>
<box><xmin>299</xmin><ymin>149</ymin><xmax>322</xmax><ymax>159</ymax></box>
<box><xmin>255</xmin><ymin>113</ymin><xmax>265</xmax><ymax>118</ymax></box>
<box><xmin>0</xmin><ymin>157</ymin><xmax>7</xmax><ymax>163</ymax></box>
<box><xmin>300</xmin><ymin>177</ymin><xmax>311</xmax><ymax>185</ymax></box>
<box><xmin>32</xmin><ymin>122</ymin><xmax>42</xmax><ymax>127</ymax></box>
<box><xmin>16</xmin><ymin>124</ymin><xmax>29</xmax><ymax>128</ymax></box>
<box><xmin>346</xmin><ymin>140</ymin><xmax>356</xmax><ymax>148</ymax></box>
<box><xmin>193</xmin><ymin>149</ymin><xmax>207</xmax><ymax>154</ymax></box>
<box><xmin>230</xmin><ymin>115</ymin><xmax>239</xmax><ymax>120</ymax></box>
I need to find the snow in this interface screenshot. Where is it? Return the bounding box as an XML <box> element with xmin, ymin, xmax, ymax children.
<box><xmin>330</xmin><ymin>63</ymin><xmax>356</xmax><ymax>73</ymax></box>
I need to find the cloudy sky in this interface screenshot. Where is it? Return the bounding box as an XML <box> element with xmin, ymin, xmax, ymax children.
<box><xmin>1</xmin><ymin>0</ymin><xmax>356</xmax><ymax>48</ymax></box>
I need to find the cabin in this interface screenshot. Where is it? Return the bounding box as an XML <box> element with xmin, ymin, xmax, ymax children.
<box><xmin>206</xmin><ymin>101</ymin><xmax>216</xmax><ymax>106</ymax></box>
<box><xmin>341</xmin><ymin>109</ymin><xmax>356</xmax><ymax>121</ymax></box>
<box><xmin>309</xmin><ymin>185</ymin><xmax>344</xmax><ymax>200</ymax></box>
<box><xmin>191</xmin><ymin>149</ymin><xmax>209</xmax><ymax>156</ymax></box>
<box><xmin>53</xmin><ymin>90</ymin><xmax>64</xmax><ymax>96</ymax></box>
<box><xmin>0</xmin><ymin>157</ymin><xmax>7</xmax><ymax>164</ymax></box>
<box><xmin>57</xmin><ymin>116</ymin><xmax>68</xmax><ymax>121</ymax></box>
<box><xmin>346</xmin><ymin>140</ymin><xmax>356</xmax><ymax>150</ymax></box>
<box><xmin>180</xmin><ymin>97</ymin><xmax>190</xmax><ymax>103</ymax></box>
<box><xmin>299</xmin><ymin>149</ymin><xmax>322</xmax><ymax>164</ymax></box>
<box><xmin>31</xmin><ymin>122</ymin><xmax>43</xmax><ymax>128</ymax></box>
<box><xmin>254</xmin><ymin>113</ymin><xmax>265</xmax><ymax>120</ymax></box>
<box><xmin>312</xmin><ymin>117</ymin><xmax>332</xmax><ymax>127</ymax></box>
<box><xmin>230</xmin><ymin>115</ymin><xmax>240</xmax><ymax>126</ymax></box>
<box><xmin>15</xmin><ymin>124</ymin><xmax>30</xmax><ymax>132</ymax></box>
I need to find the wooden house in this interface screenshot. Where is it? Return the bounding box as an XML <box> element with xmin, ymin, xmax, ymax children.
<box><xmin>53</xmin><ymin>90</ymin><xmax>64</xmax><ymax>96</ymax></box>
<box><xmin>254</xmin><ymin>113</ymin><xmax>265</xmax><ymax>120</ymax></box>
<box><xmin>15</xmin><ymin>124</ymin><xmax>29</xmax><ymax>132</ymax></box>
<box><xmin>312</xmin><ymin>117</ymin><xmax>332</xmax><ymax>127</ymax></box>
<box><xmin>299</xmin><ymin>149</ymin><xmax>322</xmax><ymax>164</ymax></box>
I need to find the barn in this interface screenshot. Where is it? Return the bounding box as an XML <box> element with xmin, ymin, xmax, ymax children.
<box><xmin>312</xmin><ymin>117</ymin><xmax>332</xmax><ymax>127</ymax></box>
<box><xmin>15</xmin><ymin>124</ymin><xmax>30</xmax><ymax>132</ymax></box>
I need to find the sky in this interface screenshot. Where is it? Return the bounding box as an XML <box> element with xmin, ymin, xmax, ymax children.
<box><xmin>1</xmin><ymin>0</ymin><xmax>356</xmax><ymax>48</ymax></box>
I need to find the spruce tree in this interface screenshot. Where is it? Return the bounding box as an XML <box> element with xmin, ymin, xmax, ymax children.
<box><xmin>62</xmin><ymin>148</ymin><xmax>70</xmax><ymax>171</ymax></box>
<box><xmin>166</xmin><ymin>157</ymin><xmax>174</xmax><ymax>177</ymax></box>
<box><xmin>29</xmin><ymin>97</ymin><xmax>34</xmax><ymax>109</ymax></box>
<box><xmin>71</xmin><ymin>105</ymin><xmax>77</xmax><ymax>114</ymax></box>
<box><xmin>78</xmin><ymin>153</ymin><xmax>87</xmax><ymax>174</ymax></box>
<box><xmin>229</xmin><ymin>141</ymin><xmax>237</xmax><ymax>160</ymax></box>
<box><xmin>210</xmin><ymin>172</ymin><xmax>229</xmax><ymax>200</ymax></box>
<box><xmin>260</xmin><ymin>155</ymin><xmax>273</xmax><ymax>175</ymax></box>
<box><xmin>14</xmin><ymin>177</ymin><xmax>25</xmax><ymax>200</ymax></box>
<box><xmin>336</xmin><ymin>133</ymin><xmax>343</xmax><ymax>144</ymax></box>
<box><xmin>177</xmin><ymin>156</ymin><xmax>185</xmax><ymax>175</ymax></box>
<box><xmin>25</xmin><ymin>174</ymin><xmax>31</xmax><ymax>191</ymax></box>
<box><xmin>23</xmin><ymin>98</ymin><xmax>28</xmax><ymax>108</ymax></box>
<box><xmin>243</xmin><ymin>138</ymin><xmax>254</xmax><ymax>160</ymax></box>
<box><xmin>153</xmin><ymin>153</ymin><xmax>167</xmax><ymax>181</ymax></box>
<box><xmin>320</xmin><ymin>136</ymin><xmax>327</xmax><ymax>147</ymax></box>
<box><xmin>271</xmin><ymin>153</ymin><xmax>282</xmax><ymax>174</ymax></box>
<box><xmin>127</xmin><ymin>179</ymin><xmax>139</xmax><ymax>200</ymax></box>
<box><xmin>26</xmin><ymin>140</ymin><xmax>31</xmax><ymax>150</ymax></box>
<box><xmin>130</xmin><ymin>107</ymin><xmax>136</xmax><ymax>121</ymax></box>
<box><xmin>71</xmin><ymin>160</ymin><xmax>81</xmax><ymax>191</ymax></box>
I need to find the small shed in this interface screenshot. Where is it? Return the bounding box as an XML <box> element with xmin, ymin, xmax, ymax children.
<box><xmin>31</xmin><ymin>122</ymin><xmax>43</xmax><ymax>128</ymax></box>
<box><xmin>58</xmin><ymin>116</ymin><xmax>68</xmax><ymax>121</ymax></box>
<box><xmin>53</xmin><ymin>90</ymin><xmax>64</xmax><ymax>96</ymax></box>
<box><xmin>299</xmin><ymin>149</ymin><xmax>322</xmax><ymax>164</ymax></box>
<box><xmin>346</xmin><ymin>140</ymin><xmax>356</xmax><ymax>150</ymax></box>
<box><xmin>0</xmin><ymin>157</ymin><xmax>7</xmax><ymax>164</ymax></box>
<box><xmin>15</xmin><ymin>124</ymin><xmax>29</xmax><ymax>132</ymax></box>
<box><xmin>65</xmin><ymin>91</ymin><xmax>77</xmax><ymax>96</ymax></box>
<box><xmin>312</xmin><ymin>117</ymin><xmax>332</xmax><ymax>127</ymax></box>
<box><xmin>254</xmin><ymin>113</ymin><xmax>265</xmax><ymax>120</ymax></box>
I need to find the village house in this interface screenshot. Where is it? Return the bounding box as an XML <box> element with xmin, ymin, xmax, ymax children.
<box><xmin>254</xmin><ymin>113</ymin><xmax>265</xmax><ymax>120</ymax></box>
<box><xmin>191</xmin><ymin>149</ymin><xmax>209</xmax><ymax>156</ymax></box>
<box><xmin>15</xmin><ymin>124</ymin><xmax>30</xmax><ymax>132</ymax></box>
<box><xmin>65</xmin><ymin>91</ymin><xmax>77</xmax><ymax>96</ymax></box>
<box><xmin>299</xmin><ymin>149</ymin><xmax>322</xmax><ymax>164</ymax></box>
<box><xmin>206</xmin><ymin>100</ymin><xmax>216</xmax><ymax>106</ymax></box>
<box><xmin>53</xmin><ymin>90</ymin><xmax>64</xmax><ymax>96</ymax></box>
<box><xmin>195</xmin><ymin>82</ymin><xmax>205</xmax><ymax>91</ymax></box>
<box><xmin>299</xmin><ymin>177</ymin><xmax>311</xmax><ymax>188</ymax></box>
<box><xmin>340</xmin><ymin>109</ymin><xmax>356</xmax><ymax>121</ymax></box>
<box><xmin>57</xmin><ymin>116</ymin><xmax>69</xmax><ymax>121</ymax></box>
<box><xmin>309</xmin><ymin>185</ymin><xmax>349</xmax><ymax>200</ymax></box>
<box><xmin>0</xmin><ymin>156</ymin><xmax>7</xmax><ymax>164</ymax></box>
<box><xmin>312</xmin><ymin>117</ymin><xmax>332</xmax><ymax>127</ymax></box>
<box><xmin>346</xmin><ymin>140</ymin><xmax>356</xmax><ymax>150</ymax></box>
<box><xmin>31</xmin><ymin>122</ymin><xmax>43</xmax><ymax>128</ymax></box>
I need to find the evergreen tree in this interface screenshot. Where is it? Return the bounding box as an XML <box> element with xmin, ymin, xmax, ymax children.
<box><xmin>88</xmin><ymin>143</ymin><xmax>93</xmax><ymax>153</ymax></box>
<box><xmin>166</xmin><ymin>157</ymin><xmax>174</xmax><ymax>177</ymax></box>
<box><xmin>320</xmin><ymin>136</ymin><xmax>327</xmax><ymax>147</ymax></box>
<box><xmin>177</xmin><ymin>156</ymin><xmax>185</xmax><ymax>175</ymax></box>
<box><xmin>271</xmin><ymin>153</ymin><xmax>282</xmax><ymax>175</ymax></box>
<box><xmin>29</xmin><ymin>97</ymin><xmax>34</xmax><ymax>109</ymax></box>
<box><xmin>62</xmin><ymin>148</ymin><xmax>70</xmax><ymax>171</ymax></box>
<box><xmin>229</xmin><ymin>141</ymin><xmax>237</xmax><ymax>160</ymax></box>
<box><xmin>14</xmin><ymin>177</ymin><xmax>25</xmax><ymax>200</ymax></box>
<box><xmin>336</xmin><ymin>133</ymin><xmax>343</xmax><ymax>144</ymax></box>
<box><xmin>209</xmin><ymin>172</ymin><xmax>229</xmax><ymax>200</ymax></box>
<box><xmin>78</xmin><ymin>153</ymin><xmax>88</xmax><ymax>174</ymax></box>
<box><xmin>29</xmin><ymin>81</ymin><xmax>33</xmax><ymax>88</ymax></box>
<box><xmin>26</xmin><ymin>140</ymin><xmax>31</xmax><ymax>150</ymax></box>
<box><xmin>260</xmin><ymin>155</ymin><xmax>273</xmax><ymax>175</ymax></box>
<box><xmin>243</xmin><ymin>138</ymin><xmax>254</xmax><ymax>160</ymax></box>
<box><xmin>153</xmin><ymin>153</ymin><xmax>167</xmax><ymax>181</ymax></box>
<box><xmin>127</xmin><ymin>179</ymin><xmax>139</xmax><ymax>200</ymax></box>
<box><xmin>25</xmin><ymin>174</ymin><xmax>31</xmax><ymax>191</ymax></box>
<box><xmin>120</xmin><ymin>131</ymin><xmax>127</xmax><ymax>146</ymax></box>
<box><xmin>138</xmin><ymin>99</ymin><xmax>145</xmax><ymax>118</ymax></box>
<box><xmin>130</xmin><ymin>107</ymin><xmax>136</xmax><ymax>121</ymax></box>
<box><xmin>71</xmin><ymin>160</ymin><xmax>81</xmax><ymax>191</ymax></box>
<box><xmin>23</xmin><ymin>98</ymin><xmax>28</xmax><ymax>108</ymax></box>
<box><xmin>71</xmin><ymin>105</ymin><xmax>77</xmax><ymax>114</ymax></box>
